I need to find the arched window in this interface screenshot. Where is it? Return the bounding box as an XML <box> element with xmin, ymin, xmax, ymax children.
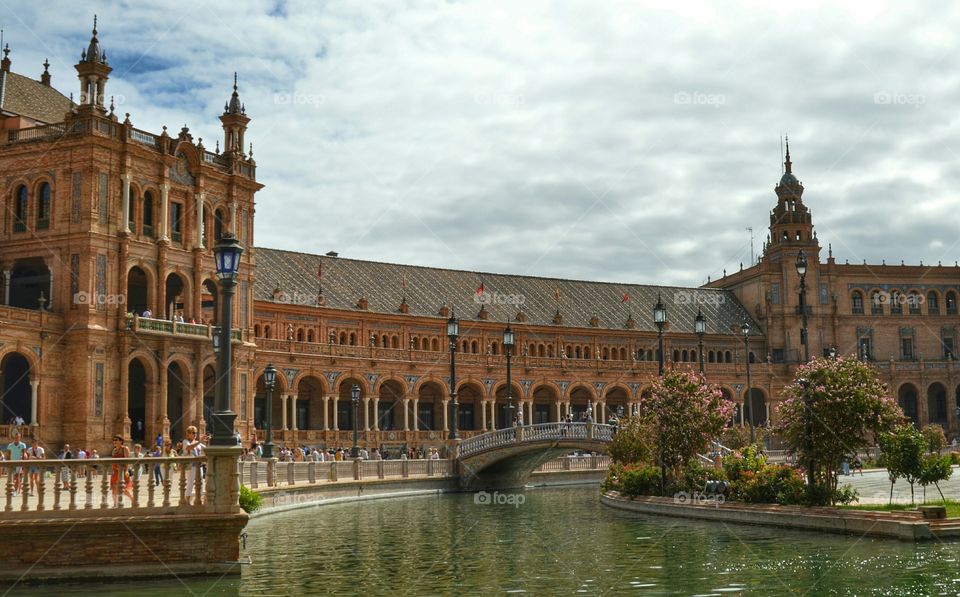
<box><xmin>907</xmin><ymin>291</ymin><xmax>921</xmax><ymax>315</ymax></box>
<box><xmin>471</xmin><ymin>340</ymin><xmax>478</xmax><ymax>354</ymax></box>
<box><xmin>538</xmin><ymin>344</ymin><xmax>545</xmax><ymax>357</ymax></box>
<box><xmin>708</xmin><ymin>351</ymin><xmax>715</xmax><ymax>363</ymax></box>
<box><xmin>14</xmin><ymin>185</ymin><xmax>27</xmax><ymax>232</ymax></box>
<box><xmin>928</xmin><ymin>291</ymin><xmax>940</xmax><ymax>315</ymax></box>
<box><xmin>254</xmin><ymin>324</ymin><xmax>261</xmax><ymax>337</ymax></box>
<box><xmin>392</xmin><ymin>335</ymin><xmax>399</xmax><ymax>349</ymax></box>
<box><xmin>619</xmin><ymin>347</ymin><xmax>626</xmax><ymax>360</ymax></box>
<box><xmin>681</xmin><ymin>350</ymin><xmax>688</xmax><ymax>362</ymax></box>
<box><xmin>349</xmin><ymin>333</ymin><xmax>356</xmax><ymax>346</ymax></box>
<box><xmin>491</xmin><ymin>341</ymin><xmax>499</xmax><ymax>355</ymax></box>
<box><xmin>948</xmin><ymin>291</ymin><xmax>958</xmax><ymax>315</ymax></box>
<box><xmin>143</xmin><ymin>191</ymin><xmax>155</xmax><ymax>237</ymax></box>
<box><xmin>264</xmin><ymin>325</ymin><xmax>271</xmax><ymax>339</ymax></box>
<box><xmin>871</xmin><ymin>291</ymin><xmax>884</xmax><ymax>315</ymax></box>
<box><xmin>565</xmin><ymin>345</ymin><xmax>572</xmax><ymax>358</ymax></box>
<box><xmin>749</xmin><ymin>352</ymin><xmax>756</xmax><ymax>364</ymax></box>
<box><xmin>339</xmin><ymin>332</ymin><xmax>347</xmax><ymax>345</ymax></box>
<box><xmin>690</xmin><ymin>350</ymin><xmax>697</xmax><ymax>363</ymax></box>
<box><xmin>431</xmin><ymin>338</ymin><xmax>439</xmax><ymax>351</ymax></box>
<box><xmin>584</xmin><ymin>347</ymin><xmax>591</xmax><ymax>359</ymax></box>
<box><xmin>673</xmin><ymin>349</ymin><xmax>680</xmax><ymax>362</ymax></box>
<box><xmin>851</xmin><ymin>291</ymin><xmax>864</xmax><ymax>314</ymax></box>
<box><xmin>725</xmin><ymin>351</ymin><xmax>732</xmax><ymax>363</ymax></box>
<box><xmin>307</xmin><ymin>329</ymin><xmax>315</xmax><ymax>343</ymax></box>
<box><xmin>575</xmin><ymin>347</ymin><xmax>582</xmax><ymax>359</ymax></box>
<box><xmin>36</xmin><ymin>183</ymin><xmax>51</xmax><ymax>229</ymax></box>
<box><xmin>461</xmin><ymin>340</ymin><xmax>468</xmax><ymax>353</ymax></box>
<box><xmin>602</xmin><ymin>347</ymin><xmax>609</xmax><ymax>360</ymax></box>
<box><xmin>296</xmin><ymin>328</ymin><xmax>304</xmax><ymax>342</ymax></box>
<box><xmin>890</xmin><ymin>290</ymin><xmax>903</xmax><ymax>315</ymax></box>
<box><xmin>529</xmin><ymin>343</ymin><xmax>536</xmax><ymax>356</ymax></box>
<box><xmin>382</xmin><ymin>334</ymin><xmax>389</xmax><ymax>348</ymax></box>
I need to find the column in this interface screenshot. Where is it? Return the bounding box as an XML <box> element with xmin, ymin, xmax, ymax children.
<box><xmin>229</xmin><ymin>201</ymin><xmax>238</xmax><ymax>235</ymax></box>
<box><xmin>29</xmin><ymin>380</ymin><xmax>38</xmax><ymax>425</ymax></box>
<box><xmin>363</xmin><ymin>397</ymin><xmax>370</xmax><ymax>431</ymax></box>
<box><xmin>2</xmin><ymin>270</ymin><xmax>9</xmax><ymax>305</ymax></box>
<box><xmin>481</xmin><ymin>400</ymin><xmax>487</xmax><ymax>430</ymax></box>
<box><xmin>47</xmin><ymin>266</ymin><xmax>53</xmax><ymax>310</ymax></box>
<box><xmin>322</xmin><ymin>396</ymin><xmax>330</xmax><ymax>431</ymax></box>
<box><xmin>442</xmin><ymin>399</ymin><xmax>449</xmax><ymax>432</ymax></box>
<box><xmin>765</xmin><ymin>402</ymin><xmax>771</xmax><ymax>426</ymax></box>
<box><xmin>291</xmin><ymin>394</ymin><xmax>298</xmax><ymax>431</ymax></box>
<box><xmin>195</xmin><ymin>193</ymin><xmax>205</xmax><ymax>249</ymax></box>
<box><xmin>599</xmin><ymin>402</ymin><xmax>605</xmax><ymax>422</ymax></box>
<box><xmin>372</xmin><ymin>398</ymin><xmax>380</xmax><ymax>431</ymax></box>
<box><xmin>412</xmin><ymin>398</ymin><xmax>419</xmax><ymax>431</ymax></box>
<box><xmin>402</xmin><ymin>398</ymin><xmax>410</xmax><ymax>431</ymax></box>
<box><xmin>121</xmin><ymin>173</ymin><xmax>131</xmax><ymax>233</ymax></box>
<box><xmin>158</xmin><ymin>363</ymin><xmax>169</xmax><ymax>440</ymax></box>
<box><xmin>280</xmin><ymin>393</ymin><xmax>288</xmax><ymax>431</ymax></box>
<box><xmin>160</xmin><ymin>183</ymin><xmax>170</xmax><ymax>241</ymax></box>
<box><xmin>332</xmin><ymin>395</ymin><xmax>339</xmax><ymax>431</ymax></box>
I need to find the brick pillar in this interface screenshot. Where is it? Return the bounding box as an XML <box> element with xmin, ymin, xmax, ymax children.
<box><xmin>204</xmin><ymin>445</ymin><xmax>245</xmax><ymax>514</ymax></box>
<box><xmin>158</xmin><ymin>362</ymin><xmax>169</xmax><ymax>441</ymax></box>
<box><xmin>481</xmin><ymin>399</ymin><xmax>488</xmax><ymax>430</ymax></box>
<box><xmin>280</xmin><ymin>393</ymin><xmax>288</xmax><ymax>431</ymax></box>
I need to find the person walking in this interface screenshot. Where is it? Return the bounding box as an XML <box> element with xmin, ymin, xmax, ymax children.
<box><xmin>109</xmin><ymin>435</ymin><xmax>131</xmax><ymax>507</ymax></box>
<box><xmin>5</xmin><ymin>432</ymin><xmax>26</xmax><ymax>496</ymax></box>
<box><xmin>180</xmin><ymin>426</ymin><xmax>207</xmax><ymax>503</ymax></box>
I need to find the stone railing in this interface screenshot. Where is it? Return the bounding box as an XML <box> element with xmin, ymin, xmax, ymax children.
<box><xmin>457</xmin><ymin>422</ymin><xmax>614</xmax><ymax>458</ymax></box>
<box><xmin>533</xmin><ymin>454</ymin><xmax>611</xmax><ymax>472</ymax></box>
<box><xmin>130</xmin><ymin>316</ymin><xmax>243</xmax><ymax>341</ymax></box>
<box><xmin>7</xmin><ymin>122</ymin><xmax>67</xmax><ymax>144</ymax></box>
<box><xmin>239</xmin><ymin>457</ymin><xmax>455</xmax><ymax>489</ymax></box>
<box><xmin>0</xmin><ymin>455</ymin><xmax>207</xmax><ymax>518</ymax></box>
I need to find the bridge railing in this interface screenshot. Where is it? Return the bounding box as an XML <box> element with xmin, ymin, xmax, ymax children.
<box><xmin>458</xmin><ymin>422</ymin><xmax>615</xmax><ymax>458</ymax></box>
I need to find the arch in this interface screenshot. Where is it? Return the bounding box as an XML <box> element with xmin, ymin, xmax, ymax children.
<box><xmin>127</xmin><ymin>265</ymin><xmax>151</xmax><ymax>316</ymax></box>
<box><xmin>254</xmin><ymin>369</ymin><xmax>290</xmax><ymax>431</ymax></box>
<box><xmin>0</xmin><ymin>351</ymin><xmax>33</xmax><ymax>425</ymax></box>
<box><xmin>531</xmin><ymin>383</ymin><xmax>560</xmax><ymax>425</ymax></box>
<box><xmin>491</xmin><ymin>341</ymin><xmax>500</xmax><ymax>355</ymax></box>
<box><xmin>673</xmin><ymin>349</ymin><xmax>680</xmax><ymax>362</ymax></box>
<box><xmin>708</xmin><ymin>350</ymin><xmax>715</xmax><ymax>363</ymax></box>
<box><xmin>166</xmin><ymin>361</ymin><xmax>191</xmax><ymax>442</ymax></box>
<box><xmin>494</xmin><ymin>380</ymin><xmax>525</xmax><ymax>429</ymax></box>
<box><xmin>296</xmin><ymin>375</ymin><xmax>326</xmax><ymax>430</ymax></box>
<box><xmin>906</xmin><ymin>290</ymin><xmax>922</xmax><ymax>314</ymax></box>
<box><xmin>200</xmin><ymin>279</ymin><xmax>218</xmax><ymax>325</ymax></box>
<box><xmin>13</xmin><ymin>184</ymin><xmax>28</xmax><ymax>232</ymax></box>
<box><xmin>339</xmin><ymin>331</ymin><xmax>347</xmax><ymax>344</ymax></box>
<box><xmin>349</xmin><ymin>332</ymin><xmax>357</xmax><ymax>346</ymax></box>
<box><xmin>127</xmin><ymin>357</ymin><xmax>149</xmax><ymax>441</ymax></box>
<box><xmin>603</xmin><ymin>385</ymin><xmax>630</xmax><ymax>420</ymax></box>
<box><xmin>411</xmin><ymin>337</ymin><xmax>421</xmax><ymax>350</ymax></box>
<box><xmin>927</xmin><ymin>290</ymin><xmax>941</xmax><ymax>315</ymax></box>
<box><xmin>9</xmin><ymin>257</ymin><xmax>50</xmax><ymax>310</ymax></box>
<box><xmin>947</xmin><ymin>291</ymin><xmax>959</xmax><ymax>315</ymax></box>
<box><xmin>297</xmin><ymin>328</ymin><xmax>305</xmax><ymax>342</ymax></box>
<box><xmin>927</xmin><ymin>382</ymin><xmax>948</xmax><ymax>426</ymax></box>
<box><xmin>392</xmin><ymin>335</ymin><xmax>399</xmax><ymax>349</ymax></box>
<box><xmin>745</xmin><ymin>387</ymin><xmax>767</xmax><ymax>427</ymax></box>
<box><xmin>308</xmin><ymin>329</ymin><xmax>316</xmax><ymax>343</ymax></box>
<box><xmin>336</xmin><ymin>375</ymin><xmax>370</xmax><ymax>396</ymax></box>
<box><xmin>416</xmin><ymin>380</ymin><xmax>446</xmax><ymax>431</ymax></box>
<box><xmin>725</xmin><ymin>351</ymin><xmax>733</xmax><ymax>363</ymax></box>
<box><xmin>254</xmin><ymin>324</ymin><xmax>262</xmax><ymax>338</ymax></box>
<box><xmin>546</xmin><ymin>345</ymin><xmax>553</xmax><ymax>358</ymax></box>
<box><xmin>164</xmin><ymin>271</ymin><xmax>190</xmax><ymax>319</ymax></box>
<box><xmin>264</xmin><ymin>325</ymin><xmax>272</xmax><ymax>339</ymax></box>
<box><xmin>681</xmin><ymin>350</ymin><xmax>688</xmax><ymax>362</ymax></box>
<box><xmin>431</xmin><ymin>338</ymin><xmax>439</xmax><ymax>351</ymax></box>
<box><xmin>568</xmin><ymin>384</ymin><xmax>596</xmax><ymax>422</ymax></box>
<box><xmin>898</xmin><ymin>383</ymin><xmax>920</xmax><ymax>427</ymax></box>
<box><xmin>142</xmin><ymin>190</ymin><xmax>156</xmax><ymax>237</ymax></box>
<box><xmin>35</xmin><ymin>181</ymin><xmax>51</xmax><ymax>230</ymax></box>
<box><xmin>377</xmin><ymin>378</ymin><xmax>406</xmax><ymax>431</ymax></box>
<box><xmin>456</xmin><ymin>380</ymin><xmax>484</xmax><ymax>430</ymax></box>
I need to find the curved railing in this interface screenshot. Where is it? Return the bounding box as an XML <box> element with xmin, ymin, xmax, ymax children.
<box><xmin>458</xmin><ymin>423</ymin><xmax>614</xmax><ymax>458</ymax></box>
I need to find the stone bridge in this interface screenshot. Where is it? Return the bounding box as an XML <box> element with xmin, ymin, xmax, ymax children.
<box><xmin>455</xmin><ymin>422</ymin><xmax>614</xmax><ymax>489</ymax></box>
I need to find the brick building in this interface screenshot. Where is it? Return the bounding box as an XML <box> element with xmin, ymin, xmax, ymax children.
<box><xmin>0</xmin><ymin>23</ymin><xmax>956</xmax><ymax>452</ymax></box>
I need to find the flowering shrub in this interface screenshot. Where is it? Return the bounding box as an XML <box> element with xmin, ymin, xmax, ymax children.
<box><xmin>618</xmin><ymin>465</ymin><xmax>664</xmax><ymax>497</ymax></box>
<box><xmin>728</xmin><ymin>465</ymin><xmax>806</xmax><ymax>505</ymax></box>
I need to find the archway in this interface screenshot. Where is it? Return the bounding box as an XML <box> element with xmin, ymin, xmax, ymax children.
<box><xmin>604</xmin><ymin>387</ymin><xmax>629</xmax><ymax>422</ymax></box>
<box><xmin>532</xmin><ymin>384</ymin><xmax>559</xmax><ymax>424</ymax></box>
<box><xmin>927</xmin><ymin>383</ymin><xmax>948</xmax><ymax>426</ymax></box>
<box><xmin>569</xmin><ymin>385</ymin><xmax>595</xmax><ymax>422</ymax></box>
<box><xmin>338</xmin><ymin>377</ymin><xmax>365</xmax><ymax>431</ymax></box>
<box><xmin>164</xmin><ymin>272</ymin><xmax>187</xmax><ymax>319</ymax></box>
<box><xmin>296</xmin><ymin>376</ymin><xmax>325</xmax><ymax>430</ymax></box>
<box><xmin>495</xmin><ymin>382</ymin><xmax>523</xmax><ymax>429</ymax></box>
<box><xmin>417</xmin><ymin>381</ymin><xmax>444</xmax><ymax>431</ymax></box>
<box><xmin>166</xmin><ymin>362</ymin><xmax>188</xmax><ymax>442</ymax></box>
<box><xmin>378</xmin><ymin>379</ymin><xmax>405</xmax><ymax>430</ymax></box>
<box><xmin>1</xmin><ymin>352</ymin><xmax>32</xmax><ymax>425</ymax></box>
<box><xmin>9</xmin><ymin>258</ymin><xmax>49</xmax><ymax>310</ymax></box>
<box><xmin>745</xmin><ymin>388</ymin><xmax>766</xmax><ymax>427</ymax></box>
<box><xmin>898</xmin><ymin>384</ymin><xmax>919</xmax><ymax>427</ymax></box>
<box><xmin>127</xmin><ymin>266</ymin><xmax>149</xmax><ymax>315</ymax></box>
<box><xmin>457</xmin><ymin>382</ymin><xmax>483</xmax><ymax>431</ymax></box>
<box><xmin>201</xmin><ymin>279</ymin><xmax>218</xmax><ymax>325</ymax></box>
<box><xmin>127</xmin><ymin>358</ymin><xmax>148</xmax><ymax>441</ymax></box>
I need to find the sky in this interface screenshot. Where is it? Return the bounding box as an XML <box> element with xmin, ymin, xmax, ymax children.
<box><xmin>3</xmin><ymin>0</ymin><xmax>959</xmax><ymax>286</ymax></box>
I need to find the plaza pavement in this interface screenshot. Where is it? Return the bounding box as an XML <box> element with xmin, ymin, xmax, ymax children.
<box><xmin>839</xmin><ymin>465</ymin><xmax>960</xmax><ymax>504</ymax></box>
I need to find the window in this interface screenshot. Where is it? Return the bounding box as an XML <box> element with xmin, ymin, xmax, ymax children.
<box><xmin>890</xmin><ymin>291</ymin><xmax>903</xmax><ymax>315</ymax></box>
<box><xmin>770</xmin><ymin>283</ymin><xmax>780</xmax><ymax>305</ymax></box>
<box><xmin>772</xmin><ymin>348</ymin><xmax>785</xmax><ymax>363</ymax></box>
<box><xmin>901</xmin><ymin>337</ymin><xmax>914</xmax><ymax>360</ymax></box>
<box><xmin>943</xmin><ymin>337</ymin><xmax>955</xmax><ymax>360</ymax></box>
<box><xmin>871</xmin><ymin>291</ymin><xmax>884</xmax><ymax>315</ymax></box>
<box><xmin>170</xmin><ymin>202</ymin><xmax>183</xmax><ymax>242</ymax></box>
<box><xmin>820</xmin><ymin>283</ymin><xmax>829</xmax><ymax>305</ymax></box>
<box><xmin>128</xmin><ymin>190</ymin><xmax>137</xmax><ymax>230</ymax></box>
<box><xmin>928</xmin><ymin>292</ymin><xmax>940</xmax><ymax>315</ymax></box>
<box><xmin>908</xmin><ymin>292</ymin><xmax>921</xmax><ymax>315</ymax></box>
<box><xmin>36</xmin><ymin>183</ymin><xmax>51</xmax><ymax>229</ymax></box>
<box><xmin>859</xmin><ymin>338</ymin><xmax>872</xmax><ymax>361</ymax></box>
<box><xmin>851</xmin><ymin>291</ymin><xmax>864</xmax><ymax>314</ymax></box>
<box><xmin>214</xmin><ymin>209</ymin><xmax>225</xmax><ymax>241</ymax></box>
<box><xmin>14</xmin><ymin>185</ymin><xmax>27</xmax><ymax>232</ymax></box>
<box><xmin>948</xmin><ymin>292</ymin><xmax>958</xmax><ymax>315</ymax></box>
<box><xmin>143</xmin><ymin>192</ymin><xmax>154</xmax><ymax>237</ymax></box>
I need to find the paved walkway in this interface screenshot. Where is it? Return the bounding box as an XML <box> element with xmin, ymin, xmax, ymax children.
<box><xmin>839</xmin><ymin>465</ymin><xmax>960</xmax><ymax>504</ymax></box>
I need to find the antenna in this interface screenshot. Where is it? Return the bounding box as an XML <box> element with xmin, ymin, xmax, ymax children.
<box><xmin>746</xmin><ymin>227</ymin><xmax>754</xmax><ymax>265</ymax></box>
<box><xmin>779</xmin><ymin>134</ymin><xmax>784</xmax><ymax>174</ymax></box>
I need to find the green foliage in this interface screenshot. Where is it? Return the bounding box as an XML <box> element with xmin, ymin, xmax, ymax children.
<box><xmin>919</xmin><ymin>454</ymin><xmax>953</xmax><ymax>501</ymax></box>
<box><xmin>617</xmin><ymin>464</ymin><xmax>664</xmax><ymax>497</ymax></box>
<box><xmin>239</xmin><ymin>484</ymin><xmax>263</xmax><ymax>514</ymax></box>
<box><xmin>608</xmin><ymin>415</ymin><xmax>657</xmax><ymax>466</ymax></box>
<box><xmin>777</xmin><ymin>356</ymin><xmax>903</xmax><ymax>504</ymax></box>
<box><xmin>720</xmin><ymin>426</ymin><xmax>766</xmax><ymax>451</ymax></box>
<box><xmin>728</xmin><ymin>464</ymin><xmax>807</xmax><ymax>505</ymax></box>
<box><xmin>922</xmin><ymin>424</ymin><xmax>947</xmax><ymax>454</ymax></box>
<box><xmin>879</xmin><ymin>424</ymin><xmax>927</xmax><ymax>504</ymax></box>
<box><xmin>722</xmin><ymin>444</ymin><xmax>766</xmax><ymax>482</ymax></box>
<box><xmin>676</xmin><ymin>458</ymin><xmax>718</xmax><ymax>494</ymax></box>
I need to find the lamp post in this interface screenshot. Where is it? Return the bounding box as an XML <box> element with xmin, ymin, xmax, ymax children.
<box><xmin>263</xmin><ymin>364</ymin><xmax>276</xmax><ymax>459</ymax></box>
<box><xmin>447</xmin><ymin>313</ymin><xmax>460</xmax><ymax>440</ymax></box>
<box><xmin>695</xmin><ymin>308</ymin><xmax>706</xmax><ymax>375</ymax></box>
<box><xmin>653</xmin><ymin>294</ymin><xmax>667</xmax><ymax>376</ymax></box>
<box><xmin>742</xmin><ymin>320</ymin><xmax>755</xmax><ymax>444</ymax></box>
<box><xmin>796</xmin><ymin>250</ymin><xmax>810</xmax><ymax>363</ymax></box>
<box><xmin>350</xmin><ymin>384</ymin><xmax>360</xmax><ymax>458</ymax></box>
<box><xmin>211</xmin><ymin>233</ymin><xmax>243</xmax><ymax>446</ymax></box>
<box><xmin>503</xmin><ymin>325</ymin><xmax>515</xmax><ymax>429</ymax></box>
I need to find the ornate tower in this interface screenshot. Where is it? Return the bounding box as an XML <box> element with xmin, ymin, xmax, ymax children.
<box><xmin>74</xmin><ymin>16</ymin><xmax>111</xmax><ymax>113</ymax></box>
<box><xmin>220</xmin><ymin>73</ymin><xmax>250</xmax><ymax>158</ymax></box>
<box><xmin>766</xmin><ymin>139</ymin><xmax>816</xmax><ymax>253</ymax></box>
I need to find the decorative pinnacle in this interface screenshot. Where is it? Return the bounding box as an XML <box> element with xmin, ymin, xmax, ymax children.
<box><xmin>784</xmin><ymin>135</ymin><xmax>792</xmax><ymax>174</ymax></box>
<box><xmin>43</xmin><ymin>58</ymin><xmax>49</xmax><ymax>71</ymax></box>
<box><xmin>233</xmin><ymin>71</ymin><xmax>237</xmax><ymax>91</ymax></box>
<box><xmin>93</xmin><ymin>15</ymin><xmax>98</xmax><ymax>35</ymax></box>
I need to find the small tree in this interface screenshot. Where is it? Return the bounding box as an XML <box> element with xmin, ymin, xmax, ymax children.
<box><xmin>635</xmin><ymin>369</ymin><xmax>734</xmax><ymax>495</ymax></box>
<box><xmin>879</xmin><ymin>424</ymin><xmax>926</xmax><ymax>504</ymax></box>
<box><xmin>919</xmin><ymin>454</ymin><xmax>953</xmax><ymax>502</ymax></box>
<box><xmin>921</xmin><ymin>424</ymin><xmax>947</xmax><ymax>455</ymax></box>
<box><xmin>777</xmin><ymin>356</ymin><xmax>903</xmax><ymax>505</ymax></box>
<box><xmin>608</xmin><ymin>414</ymin><xmax>656</xmax><ymax>465</ymax></box>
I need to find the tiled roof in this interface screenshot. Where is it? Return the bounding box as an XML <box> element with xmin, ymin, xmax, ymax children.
<box><xmin>0</xmin><ymin>71</ymin><xmax>73</xmax><ymax>124</ymax></box>
<box><xmin>254</xmin><ymin>247</ymin><xmax>761</xmax><ymax>336</ymax></box>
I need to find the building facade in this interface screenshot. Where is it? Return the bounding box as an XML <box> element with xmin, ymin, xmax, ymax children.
<box><xmin>0</xmin><ymin>24</ymin><xmax>956</xmax><ymax>453</ymax></box>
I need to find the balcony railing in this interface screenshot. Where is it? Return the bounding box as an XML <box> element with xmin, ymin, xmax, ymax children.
<box><xmin>131</xmin><ymin>316</ymin><xmax>243</xmax><ymax>341</ymax></box>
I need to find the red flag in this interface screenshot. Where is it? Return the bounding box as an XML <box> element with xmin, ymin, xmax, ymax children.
<box><xmin>622</xmin><ymin>292</ymin><xmax>630</xmax><ymax>303</ymax></box>
<box><xmin>476</xmin><ymin>282</ymin><xmax>485</xmax><ymax>296</ymax></box>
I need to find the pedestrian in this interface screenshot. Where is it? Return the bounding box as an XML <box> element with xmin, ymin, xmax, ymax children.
<box><xmin>180</xmin><ymin>426</ymin><xmax>206</xmax><ymax>503</ymax></box>
<box><xmin>109</xmin><ymin>435</ymin><xmax>131</xmax><ymax>506</ymax></box>
<box><xmin>5</xmin><ymin>431</ymin><xmax>26</xmax><ymax>496</ymax></box>
<box><xmin>28</xmin><ymin>438</ymin><xmax>44</xmax><ymax>495</ymax></box>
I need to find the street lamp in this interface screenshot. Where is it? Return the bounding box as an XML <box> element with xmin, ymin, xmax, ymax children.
<box><xmin>828</xmin><ymin>346</ymin><xmax>837</xmax><ymax>359</ymax></box>
<box><xmin>653</xmin><ymin>294</ymin><xmax>667</xmax><ymax>376</ymax></box>
<box><xmin>742</xmin><ymin>320</ymin><xmax>755</xmax><ymax>444</ymax></box>
<box><xmin>350</xmin><ymin>384</ymin><xmax>360</xmax><ymax>458</ymax></box>
<box><xmin>447</xmin><ymin>313</ymin><xmax>460</xmax><ymax>440</ymax></box>
<box><xmin>211</xmin><ymin>233</ymin><xmax>243</xmax><ymax>446</ymax></box>
<box><xmin>263</xmin><ymin>364</ymin><xmax>276</xmax><ymax>459</ymax></box>
<box><xmin>695</xmin><ymin>308</ymin><xmax>706</xmax><ymax>375</ymax></box>
<box><xmin>796</xmin><ymin>250</ymin><xmax>810</xmax><ymax>363</ymax></box>
<box><xmin>503</xmin><ymin>324</ymin><xmax>515</xmax><ymax>429</ymax></box>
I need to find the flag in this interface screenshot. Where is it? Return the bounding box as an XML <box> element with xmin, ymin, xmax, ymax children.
<box><xmin>621</xmin><ymin>292</ymin><xmax>630</xmax><ymax>303</ymax></box>
<box><xmin>476</xmin><ymin>282</ymin><xmax>485</xmax><ymax>296</ymax></box>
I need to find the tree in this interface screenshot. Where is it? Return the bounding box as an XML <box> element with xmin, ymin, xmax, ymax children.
<box><xmin>921</xmin><ymin>424</ymin><xmax>947</xmax><ymax>455</ymax></box>
<box><xmin>919</xmin><ymin>454</ymin><xmax>953</xmax><ymax>502</ymax></box>
<box><xmin>635</xmin><ymin>369</ymin><xmax>734</xmax><ymax>495</ymax></box>
<box><xmin>608</xmin><ymin>414</ymin><xmax>656</xmax><ymax>465</ymax></box>
<box><xmin>879</xmin><ymin>424</ymin><xmax>926</xmax><ymax>504</ymax></box>
<box><xmin>777</xmin><ymin>356</ymin><xmax>903</xmax><ymax>505</ymax></box>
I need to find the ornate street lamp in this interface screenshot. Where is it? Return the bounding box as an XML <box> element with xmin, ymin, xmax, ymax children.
<box><xmin>742</xmin><ymin>320</ymin><xmax>755</xmax><ymax>444</ymax></box>
<box><xmin>212</xmin><ymin>326</ymin><xmax>221</xmax><ymax>354</ymax></box>
<box><xmin>695</xmin><ymin>308</ymin><xmax>706</xmax><ymax>375</ymax></box>
<box><xmin>447</xmin><ymin>313</ymin><xmax>460</xmax><ymax>440</ymax></box>
<box><xmin>350</xmin><ymin>384</ymin><xmax>360</xmax><ymax>458</ymax></box>
<box><xmin>211</xmin><ymin>233</ymin><xmax>243</xmax><ymax>446</ymax></box>
<box><xmin>263</xmin><ymin>364</ymin><xmax>276</xmax><ymax>459</ymax></box>
<box><xmin>796</xmin><ymin>250</ymin><xmax>810</xmax><ymax>363</ymax></box>
<box><xmin>503</xmin><ymin>324</ymin><xmax>515</xmax><ymax>428</ymax></box>
<box><xmin>653</xmin><ymin>294</ymin><xmax>667</xmax><ymax>376</ymax></box>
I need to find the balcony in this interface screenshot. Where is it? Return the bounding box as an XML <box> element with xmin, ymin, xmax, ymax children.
<box><xmin>129</xmin><ymin>316</ymin><xmax>243</xmax><ymax>341</ymax></box>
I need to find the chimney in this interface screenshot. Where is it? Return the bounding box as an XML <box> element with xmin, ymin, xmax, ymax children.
<box><xmin>40</xmin><ymin>59</ymin><xmax>50</xmax><ymax>85</ymax></box>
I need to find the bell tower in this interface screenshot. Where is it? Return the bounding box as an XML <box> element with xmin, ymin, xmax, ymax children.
<box><xmin>220</xmin><ymin>73</ymin><xmax>250</xmax><ymax>158</ymax></box>
<box><xmin>766</xmin><ymin>138</ymin><xmax>816</xmax><ymax>253</ymax></box>
<box><xmin>74</xmin><ymin>15</ymin><xmax>111</xmax><ymax>113</ymax></box>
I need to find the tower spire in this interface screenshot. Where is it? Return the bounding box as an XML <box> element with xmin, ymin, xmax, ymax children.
<box><xmin>784</xmin><ymin>135</ymin><xmax>792</xmax><ymax>174</ymax></box>
<box><xmin>75</xmin><ymin>15</ymin><xmax>112</xmax><ymax>112</ymax></box>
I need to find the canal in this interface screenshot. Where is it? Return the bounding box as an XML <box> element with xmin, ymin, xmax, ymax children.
<box><xmin>7</xmin><ymin>485</ymin><xmax>960</xmax><ymax>595</ymax></box>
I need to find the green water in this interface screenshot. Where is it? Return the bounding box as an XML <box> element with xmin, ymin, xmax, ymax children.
<box><xmin>7</xmin><ymin>486</ymin><xmax>960</xmax><ymax>595</ymax></box>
